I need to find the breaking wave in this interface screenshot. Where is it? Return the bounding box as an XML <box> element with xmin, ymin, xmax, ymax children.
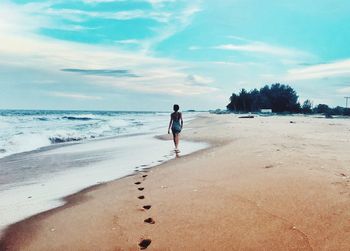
<box><xmin>0</xmin><ymin>110</ymin><xmax>169</xmax><ymax>159</ymax></box>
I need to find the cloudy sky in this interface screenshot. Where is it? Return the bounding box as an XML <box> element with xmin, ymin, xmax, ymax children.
<box><xmin>1</xmin><ymin>0</ymin><xmax>350</xmax><ymax>111</ymax></box>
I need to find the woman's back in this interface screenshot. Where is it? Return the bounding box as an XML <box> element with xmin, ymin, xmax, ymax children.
<box><xmin>171</xmin><ymin>112</ymin><xmax>181</xmax><ymax>122</ymax></box>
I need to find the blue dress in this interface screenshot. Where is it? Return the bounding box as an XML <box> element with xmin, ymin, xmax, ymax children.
<box><xmin>171</xmin><ymin>113</ymin><xmax>182</xmax><ymax>134</ymax></box>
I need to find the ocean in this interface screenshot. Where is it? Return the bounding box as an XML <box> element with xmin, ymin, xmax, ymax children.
<box><xmin>0</xmin><ymin>110</ymin><xmax>208</xmax><ymax>230</ymax></box>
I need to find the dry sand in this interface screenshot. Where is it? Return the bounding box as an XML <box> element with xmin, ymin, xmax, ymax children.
<box><xmin>1</xmin><ymin>114</ymin><xmax>350</xmax><ymax>250</ymax></box>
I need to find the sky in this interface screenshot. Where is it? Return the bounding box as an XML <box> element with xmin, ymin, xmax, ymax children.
<box><xmin>1</xmin><ymin>0</ymin><xmax>350</xmax><ymax>111</ymax></box>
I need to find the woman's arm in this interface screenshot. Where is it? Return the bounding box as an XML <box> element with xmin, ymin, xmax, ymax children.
<box><xmin>180</xmin><ymin>113</ymin><xmax>183</xmax><ymax>128</ymax></box>
<box><xmin>168</xmin><ymin>115</ymin><xmax>173</xmax><ymax>134</ymax></box>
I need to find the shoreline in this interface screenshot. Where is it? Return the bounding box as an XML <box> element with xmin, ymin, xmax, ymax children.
<box><xmin>1</xmin><ymin>114</ymin><xmax>350</xmax><ymax>250</ymax></box>
<box><xmin>0</xmin><ymin>140</ymin><xmax>213</xmax><ymax>232</ymax></box>
<box><xmin>0</xmin><ymin>118</ymin><xmax>208</xmax><ymax>232</ymax></box>
<box><xmin>0</xmin><ymin>116</ymin><xmax>216</xmax><ymax>249</ymax></box>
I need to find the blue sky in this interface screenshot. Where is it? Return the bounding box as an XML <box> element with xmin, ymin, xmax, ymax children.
<box><xmin>1</xmin><ymin>0</ymin><xmax>350</xmax><ymax>111</ymax></box>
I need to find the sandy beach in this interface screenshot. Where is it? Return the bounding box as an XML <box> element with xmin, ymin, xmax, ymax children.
<box><xmin>1</xmin><ymin>114</ymin><xmax>350</xmax><ymax>250</ymax></box>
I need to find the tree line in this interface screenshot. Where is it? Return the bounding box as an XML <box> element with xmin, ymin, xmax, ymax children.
<box><xmin>226</xmin><ymin>83</ymin><xmax>350</xmax><ymax>116</ymax></box>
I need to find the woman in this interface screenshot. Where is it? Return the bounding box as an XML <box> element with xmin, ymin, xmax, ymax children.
<box><xmin>168</xmin><ymin>104</ymin><xmax>183</xmax><ymax>152</ymax></box>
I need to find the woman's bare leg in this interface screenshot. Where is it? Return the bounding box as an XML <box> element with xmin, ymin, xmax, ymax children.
<box><xmin>172</xmin><ymin>133</ymin><xmax>180</xmax><ymax>150</ymax></box>
<box><xmin>175</xmin><ymin>134</ymin><xmax>179</xmax><ymax>149</ymax></box>
<box><xmin>172</xmin><ymin>133</ymin><xmax>176</xmax><ymax>148</ymax></box>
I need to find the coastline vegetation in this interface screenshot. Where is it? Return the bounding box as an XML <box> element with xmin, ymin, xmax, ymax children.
<box><xmin>226</xmin><ymin>83</ymin><xmax>350</xmax><ymax>116</ymax></box>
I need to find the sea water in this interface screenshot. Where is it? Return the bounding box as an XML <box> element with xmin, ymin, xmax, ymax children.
<box><xmin>0</xmin><ymin>110</ymin><xmax>174</xmax><ymax>159</ymax></box>
<box><xmin>0</xmin><ymin>110</ymin><xmax>208</xmax><ymax>231</ymax></box>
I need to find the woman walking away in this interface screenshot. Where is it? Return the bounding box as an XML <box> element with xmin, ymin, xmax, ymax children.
<box><xmin>168</xmin><ymin>104</ymin><xmax>183</xmax><ymax>152</ymax></box>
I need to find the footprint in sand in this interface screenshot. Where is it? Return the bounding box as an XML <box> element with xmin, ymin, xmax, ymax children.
<box><xmin>136</xmin><ymin>173</ymin><xmax>153</xmax><ymax>249</ymax></box>
<box><xmin>139</xmin><ymin>239</ymin><xmax>151</xmax><ymax>249</ymax></box>
<box><xmin>144</xmin><ymin>218</ymin><xmax>155</xmax><ymax>224</ymax></box>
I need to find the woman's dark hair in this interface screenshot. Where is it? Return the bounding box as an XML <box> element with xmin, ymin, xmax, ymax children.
<box><xmin>173</xmin><ymin>104</ymin><xmax>180</xmax><ymax>112</ymax></box>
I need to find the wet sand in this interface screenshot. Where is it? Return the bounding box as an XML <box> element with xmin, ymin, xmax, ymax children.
<box><xmin>1</xmin><ymin>114</ymin><xmax>350</xmax><ymax>250</ymax></box>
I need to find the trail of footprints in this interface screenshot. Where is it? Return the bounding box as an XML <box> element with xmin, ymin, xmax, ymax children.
<box><xmin>134</xmin><ymin>171</ymin><xmax>153</xmax><ymax>250</ymax></box>
<box><xmin>133</xmin><ymin>155</ymin><xmax>175</xmax><ymax>249</ymax></box>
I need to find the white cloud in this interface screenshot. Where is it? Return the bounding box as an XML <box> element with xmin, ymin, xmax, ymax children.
<box><xmin>140</xmin><ymin>1</ymin><xmax>202</xmax><ymax>51</ymax></box>
<box><xmin>50</xmin><ymin>92</ymin><xmax>103</xmax><ymax>100</ymax></box>
<box><xmin>215</xmin><ymin>42</ymin><xmax>307</xmax><ymax>58</ymax></box>
<box><xmin>30</xmin><ymin>6</ymin><xmax>172</xmax><ymax>23</ymax></box>
<box><xmin>186</xmin><ymin>74</ymin><xmax>213</xmax><ymax>85</ymax></box>
<box><xmin>0</xmin><ymin>1</ymin><xmax>53</xmax><ymax>34</ymax></box>
<box><xmin>82</xmin><ymin>0</ymin><xmax>176</xmax><ymax>6</ymax></box>
<box><xmin>1</xmin><ymin>0</ymin><xmax>202</xmax><ymax>52</ymax></box>
<box><xmin>82</xmin><ymin>0</ymin><xmax>124</xmax><ymax>3</ymax></box>
<box><xmin>336</xmin><ymin>87</ymin><xmax>350</xmax><ymax>95</ymax></box>
<box><xmin>0</xmin><ymin>1</ymin><xmax>214</xmax><ymax>97</ymax></box>
<box><xmin>286</xmin><ymin>59</ymin><xmax>350</xmax><ymax>80</ymax></box>
<box><xmin>145</xmin><ymin>0</ymin><xmax>177</xmax><ymax>8</ymax></box>
<box><xmin>95</xmin><ymin>68</ymin><xmax>217</xmax><ymax>95</ymax></box>
<box><xmin>0</xmin><ymin>33</ymin><xmax>215</xmax><ymax>96</ymax></box>
<box><xmin>227</xmin><ymin>35</ymin><xmax>251</xmax><ymax>42</ymax></box>
<box><xmin>115</xmin><ymin>39</ymin><xmax>140</xmax><ymax>45</ymax></box>
<box><xmin>188</xmin><ymin>46</ymin><xmax>201</xmax><ymax>50</ymax></box>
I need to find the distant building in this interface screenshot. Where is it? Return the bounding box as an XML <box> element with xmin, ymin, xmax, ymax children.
<box><xmin>260</xmin><ymin>109</ymin><xmax>272</xmax><ymax>113</ymax></box>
